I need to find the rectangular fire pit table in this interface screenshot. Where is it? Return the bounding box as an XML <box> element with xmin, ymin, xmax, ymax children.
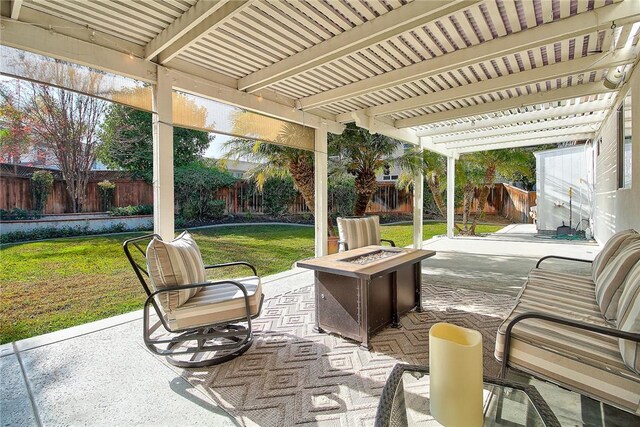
<box><xmin>297</xmin><ymin>245</ymin><xmax>435</xmax><ymax>350</ymax></box>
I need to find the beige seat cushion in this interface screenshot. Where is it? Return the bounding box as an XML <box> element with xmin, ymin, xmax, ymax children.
<box><xmin>337</xmin><ymin>216</ymin><xmax>381</xmax><ymax>251</ymax></box>
<box><xmin>146</xmin><ymin>231</ymin><xmax>205</xmax><ymax>312</ymax></box>
<box><xmin>595</xmin><ymin>241</ymin><xmax>640</xmax><ymax>323</ymax></box>
<box><xmin>167</xmin><ymin>276</ymin><xmax>262</xmax><ymax>330</ymax></box>
<box><xmin>592</xmin><ymin>229</ymin><xmax>638</xmax><ymax>282</ymax></box>
<box><xmin>617</xmin><ymin>263</ymin><xmax>640</xmax><ymax>375</ymax></box>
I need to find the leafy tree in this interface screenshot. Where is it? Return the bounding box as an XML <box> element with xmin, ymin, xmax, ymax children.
<box><xmin>174</xmin><ymin>162</ymin><xmax>236</xmax><ymax>221</ymax></box>
<box><xmin>99</xmin><ymin>104</ymin><xmax>211</xmax><ymax>179</ymax></box>
<box><xmin>329</xmin><ymin>123</ymin><xmax>420</xmax><ymax>216</ymax></box>
<box><xmin>31</xmin><ymin>170</ymin><xmax>54</xmax><ymax>212</ymax></box>
<box><xmin>261</xmin><ymin>176</ymin><xmax>298</xmax><ymax>216</ymax></box>
<box><xmin>0</xmin><ymin>84</ymin><xmax>32</xmax><ymax>164</ymax></box>
<box><xmin>329</xmin><ymin>173</ymin><xmax>356</xmax><ymax>218</ymax></box>
<box><xmin>21</xmin><ymin>80</ymin><xmax>105</xmax><ymax>213</ymax></box>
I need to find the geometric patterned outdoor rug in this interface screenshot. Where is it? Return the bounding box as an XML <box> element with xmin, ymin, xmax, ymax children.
<box><xmin>180</xmin><ymin>284</ymin><xmax>515</xmax><ymax>427</ymax></box>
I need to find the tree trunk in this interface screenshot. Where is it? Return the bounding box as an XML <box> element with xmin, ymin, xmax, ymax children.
<box><xmin>457</xmin><ymin>182</ymin><xmax>475</xmax><ymax>234</ymax></box>
<box><xmin>354</xmin><ymin>169</ymin><xmax>377</xmax><ymax>216</ymax></box>
<box><xmin>426</xmin><ymin>173</ymin><xmax>446</xmax><ymax>218</ymax></box>
<box><xmin>288</xmin><ymin>156</ymin><xmax>315</xmax><ymax>212</ymax></box>
<box><xmin>469</xmin><ymin>164</ymin><xmax>496</xmax><ymax>235</ymax></box>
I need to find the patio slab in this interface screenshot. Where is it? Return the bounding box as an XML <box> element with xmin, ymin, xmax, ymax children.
<box><xmin>2</xmin><ymin>226</ymin><xmax>636</xmax><ymax>426</ymax></box>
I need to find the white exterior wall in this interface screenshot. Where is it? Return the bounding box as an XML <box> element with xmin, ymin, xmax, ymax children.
<box><xmin>593</xmin><ymin>70</ymin><xmax>640</xmax><ymax>243</ymax></box>
<box><xmin>534</xmin><ymin>145</ymin><xmax>593</xmax><ymax>233</ymax></box>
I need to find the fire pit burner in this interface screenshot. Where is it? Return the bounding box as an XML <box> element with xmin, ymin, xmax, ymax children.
<box><xmin>341</xmin><ymin>249</ymin><xmax>402</xmax><ymax>265</ymax></box>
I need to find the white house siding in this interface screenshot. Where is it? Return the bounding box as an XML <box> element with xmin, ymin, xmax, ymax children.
<box><xmin>593</xmin><ymin>70</ymin><xmax>640</xmax><ymax>244</ymax></box>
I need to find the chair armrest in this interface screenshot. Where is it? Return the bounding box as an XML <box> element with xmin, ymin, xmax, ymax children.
<box><xmin>535</xmin><ymin>255</ymin><xmax>593</xmax><ymax>269</ymax></box>
<box><xmin>205</xmin><ymin>261</ymin><xmax>258</xmax><ymax>276</ymax></box>
<box><xmin>338</xmin><ymin>240</ymin><xmax>348</xmax><ymax>251</ymax></box>
<box><xmin>380</xmin><ymin>239</ymin><xmax>396</xmax><ymax>247</ymax></box>
<box><xmin>500</xmin><ymin>311</ymin><xmax>640</xmax><ymax>377</ymax></box>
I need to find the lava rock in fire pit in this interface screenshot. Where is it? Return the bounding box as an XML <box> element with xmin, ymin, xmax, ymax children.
<box><xmin>345</xmin><ymin>249</ymin><xmax>401</xmax><ymax>265</ymax></box>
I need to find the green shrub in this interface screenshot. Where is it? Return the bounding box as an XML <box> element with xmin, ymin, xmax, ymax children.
<box><xmin>109</xmin><ymin>205</ymin><xmax>153</xmax><ymax>216</ymax></box>
<box><xmin>31</xmin><ymin>170</ymin><xmax>54</xmax><ymax>213</ymax></box>
<box><xmin>98</xmin><ymin>180</ymin><xmax>116</xmax><ymax>211</ymax></box>
<box><xmin>174</xmin><ymin>163</ymin><xmax>236</xmax><ymax>221</ymax></box>
<box><xmin>0</xmin><ymin>208</ymin><xmax>42</xmax><ymax>220</ymax></box>
<box><xmin>329</xmin><ymin>174</ymin><xmax>356</xmax><ymax>218</ymax></box>
<box><xmin>0</xmin><ymin>223</ymin><xmax>136</xmax><ymax>244</ymax></box>
<box><xmin>261</xmin><ymin>176</ymin><xmax>297</xmax><ymax>216</ymax></box>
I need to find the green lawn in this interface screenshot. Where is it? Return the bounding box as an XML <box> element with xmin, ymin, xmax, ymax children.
<box><xmin>0</xmin><ymin>222</ymin><xmax>502</xmax><ymax>343</ymax></box>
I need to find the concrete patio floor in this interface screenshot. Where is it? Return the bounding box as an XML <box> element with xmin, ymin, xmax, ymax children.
<box><xmin>1</xmin><ymin>224</ymin><xmax>635</xmax><ymax>426</ymax></box>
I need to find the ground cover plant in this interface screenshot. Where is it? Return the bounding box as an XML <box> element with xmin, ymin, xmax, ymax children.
<box><xmin>0</xmin><ymin>222</ymin><xmax>502</xmax><ymax>343</ymax></box>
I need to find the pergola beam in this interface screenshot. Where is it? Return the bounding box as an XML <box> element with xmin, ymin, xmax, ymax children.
<box><xmin>298</xmin><ymin>0</ymin><xmax>640</xmax><ymax>110</ymax></box>
<box><xmin>347</xmin><ymin>110</ymin><xmax>454</xmax><ymax>157</ymax></box>
<box><xmin>416</xmin><ymin>100</ymin><xmax>613</xmax><ymax>137</ymax></box>
<box><xmin>395</xmin><ymin>83</ymin><xmax>612</xmax><ymax>128</ymax></box>
<box><xmin>237</xmin><ymin>0</ymin><xmax>480</xmax><ymax>93</ymax></box>
<box><xmin>0</xmin><ymin>16</ymin><xmax>343</xmax><ymax>135</ymax></box>
<box><xmin>456</xmin><ymin>133</ymin><xmax>595</xmax><ymax>154</ymax></box>
<box><xmin>367</xmin><ymin>47</ymin><xmax>636</xmax><ymax>117</ymax></box>
<box><xmin>157</xmin><ymin>0</ymin><xmax>251</xmax><ymax>64</ymax></box>
<box><xmin>10</xmin><ymin>0</ymin><xmax>22</xmax><ymax>19</ymax></box>
<box><xmin>432</xmin><ymin>114</ymin><xmax>605</xmax><ymax>144</ymax></box>
<box><xmin>0</xmin><ymin>17</ymin><xmax>157</xmax><ymax>83</ymax></box>
<box><xmin>170</xmin><ymin>68</ymin><xmax>344</xmax><ymax>134</ymax></box>
<box><xmin>444</xmin><ymin>126</ymin><xmax>598</xmax><ymax>149</ymax></box>
<box><xmin>145</xmin><ymin>0</ymin><xmax>229</xmax><ymax>60</ymax></box>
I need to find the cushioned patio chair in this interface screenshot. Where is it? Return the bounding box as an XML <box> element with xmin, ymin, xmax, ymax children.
<box><xmin>336</xmin><ymin>215</ymin><xmax>395</xmax><ymax>251</ymax></box>
<box><xmin>123</xmin><ymin>231</ymin><xmax>263</xmax><ymax>368</ymax></box>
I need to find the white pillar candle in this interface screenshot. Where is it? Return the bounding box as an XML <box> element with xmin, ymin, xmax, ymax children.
<box><xmin>429</xmin><ymin>322</ymin><xmax>483</xmax><ymax>427</ymax></box>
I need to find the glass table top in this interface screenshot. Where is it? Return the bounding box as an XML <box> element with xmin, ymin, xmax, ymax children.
<box><xmin>376</xmin><ymin>365</ymin><xmax>560</xmax><ymax>427</ymax></box>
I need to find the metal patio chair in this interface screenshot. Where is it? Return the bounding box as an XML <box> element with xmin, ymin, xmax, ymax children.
<box><xmin>123</xmin><ymin>232</ymin><xmax>263</xmax><ymax>368</ymax></box>
<box><xmin>336</xmin><ymin>215</ymin><xmax>395</xmax><ymax>251</ymax></box>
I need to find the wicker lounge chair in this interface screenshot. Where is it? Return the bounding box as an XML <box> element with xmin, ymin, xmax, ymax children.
<box><xmin>123</xmin><ymin>232</ymin><xmax>263</xmax><ymax>368</ymax></box>
<box><xmin>336</xmin><ymin>215</ymin><xmax>395</xmax><ymax>251</ymax></box>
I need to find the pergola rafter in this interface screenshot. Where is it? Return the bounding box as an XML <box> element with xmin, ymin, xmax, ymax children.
<box><xmin>431</xmin><ymin>114</ymin><xmax>605</xmax><ymax>144</ymax></box>
<box><xmin>297</xmin><ymin>0</ymin><xmax>640</xmax><ymax>111</ymax></box>
<box><xmin>395</xmin><ymin>83</ymin><xmax>614</xmax><ymax>129</ymax></box>
<box><xmin>153</xmin><ymin>0</ymin><xmax>252</xmax><ymax>64</ymax></box>
<box><xmin>416</xmin><ymin>99</ymin><xmax>613</xmax><ymax>137</ymax></box>
<box><xmin>237</xmin><ymin>0</ymin><xmax>481</xmax><ymax>93</ymax></box>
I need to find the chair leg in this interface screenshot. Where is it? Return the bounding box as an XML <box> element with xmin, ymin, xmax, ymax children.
<box><xmin>162</xmin><ymin>325</ymin><xmax>254</xmax><ymax>368</ymax></box>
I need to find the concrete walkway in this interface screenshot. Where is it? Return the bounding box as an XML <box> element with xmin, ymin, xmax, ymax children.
<box><xmin>0</xmin><ymin>224</ymin><xmax>618</xmax><ymax>426</ymax></box>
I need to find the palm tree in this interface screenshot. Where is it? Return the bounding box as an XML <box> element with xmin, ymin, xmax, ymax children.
<box><xmin>397</xmin><ymin>149</ymin><xmax>447</xmax><ymax>218</ymax></box>
<box><xmin>457</xmin><ymin>148</ymin><xmax>533</xmax><ymax>235</ymax></box>
<box><xmin>224</xmin><ymin>113</ymin><xmax>316</xmax><ymax>212</ymax></box>
<box><xmin>329</xmin><ymin>123</ymin><xmax>420</xmax><ymax>216</ymax></box>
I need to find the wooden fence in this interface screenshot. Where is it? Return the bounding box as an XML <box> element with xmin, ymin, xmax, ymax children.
<box><xmin>1</xmin><ymin>164</ymin><xmax>534</xmax><ymax>222</ymax></box>
<box><xmin>456</xmin><ymin>183</ymin><xmax>536</xmax><ymax>223</ymax></box>
<box><xmin>216</xmin><ymin>181</ymin><xmax>412</xmax><ymax>215</ymax></box>
<box><xmin>1</xmin><ymin>175</ymin><xmax>154</xmax><ymax>214</ymax></box>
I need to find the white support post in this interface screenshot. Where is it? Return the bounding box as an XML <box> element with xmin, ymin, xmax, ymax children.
<box><xmin>413</xmin><ymin>162</ymin><xmax>424</xmax><ymax>249</ymax></box>
<box><xmin>446</xmin><ymin>156</ymin><xmax>456</xmax><ymax>239</ymax></box>
<box><xmin>152</xmin><ymin>66</ymin><xmax>174</xmax><ymax>240</ymax></box>
<box><xmin>314</xmin><ymin>124</ymin><xmax>328</xmax><ymax>257</ymax></box>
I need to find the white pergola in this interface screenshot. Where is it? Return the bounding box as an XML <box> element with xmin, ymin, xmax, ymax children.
<box><xmin>1</xmin><ymin>0</ymin><xmax>639</xmax><ymax>254</ymax></box>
